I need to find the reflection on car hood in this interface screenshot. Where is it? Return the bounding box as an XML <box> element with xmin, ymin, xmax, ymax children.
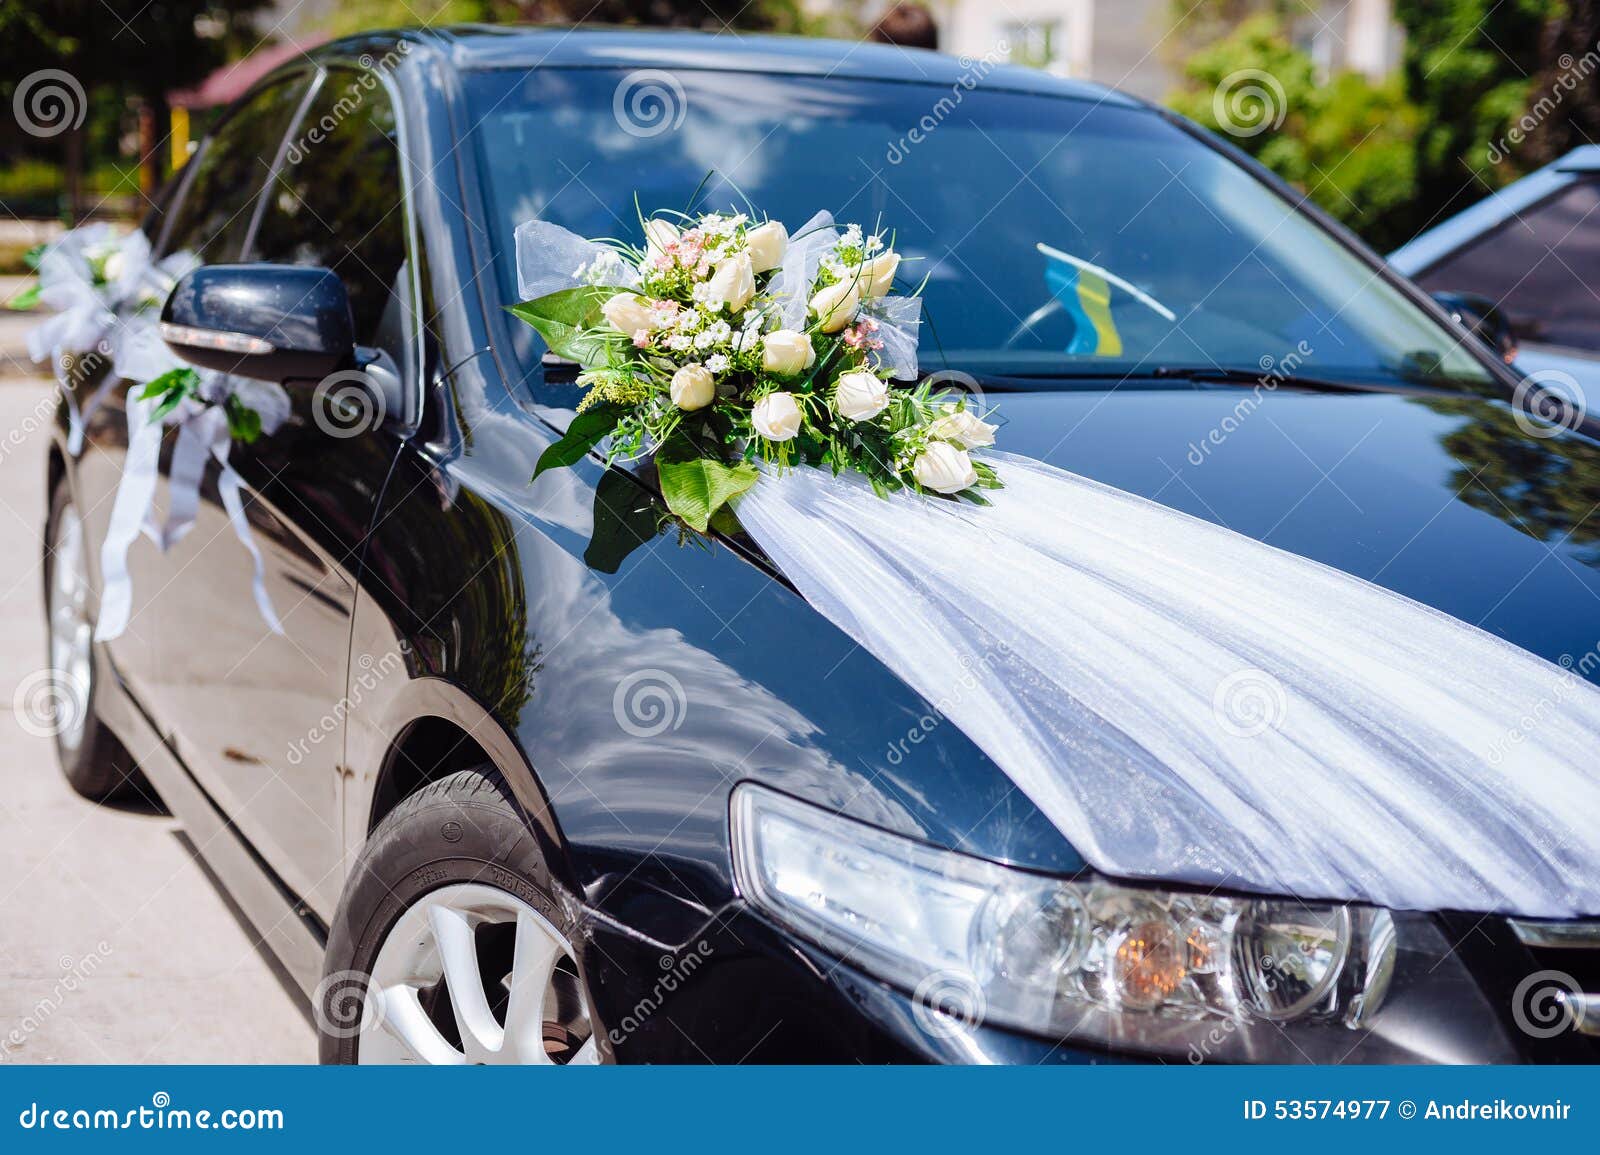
<box><xmin>982</xmin><ymin>382</ymin><xmax>1600</xmax><ymax>677</ymax></box>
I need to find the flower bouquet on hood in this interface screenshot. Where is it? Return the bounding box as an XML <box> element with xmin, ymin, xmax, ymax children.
<box><xmin>511</xmin><ymin>205</ymin><xmax>1000</xmax><ymax>531</ymax></box>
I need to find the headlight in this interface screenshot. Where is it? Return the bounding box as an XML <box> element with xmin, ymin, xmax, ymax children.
<box><xmin>731</xmin><ymin>783</ymin><xmax>1515</xmax><ymax>1062</ymax></box>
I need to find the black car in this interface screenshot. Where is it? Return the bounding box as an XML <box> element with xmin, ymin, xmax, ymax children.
<box><xmin>45</xmin><ymin>26</ymin><xmax>1600</xmax><ymax>1064</ymax></box>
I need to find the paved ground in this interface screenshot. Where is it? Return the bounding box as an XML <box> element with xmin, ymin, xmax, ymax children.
<box><xmin>0</xmin><ymin>345</ymin><xmax>314</xmax><ymax>1062</ymax></box>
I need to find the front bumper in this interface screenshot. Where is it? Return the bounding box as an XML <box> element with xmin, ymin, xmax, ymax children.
<box><xmin>581</xmin><ymin>902</ymin><xmax>1600</xmax><ymax>1064</ymax></box>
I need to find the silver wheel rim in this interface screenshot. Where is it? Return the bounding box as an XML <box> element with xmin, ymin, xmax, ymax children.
<box><xmin>358</xmin><ymin>882</ymin><xmax>600</xmax><ymax>1065</ymax></box>
<box><xmin>47</xmin><ymin>504</ymin><xmax>92</xmax><ymax>754</ymax></box>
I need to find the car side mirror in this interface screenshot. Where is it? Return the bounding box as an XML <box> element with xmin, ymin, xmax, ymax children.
<box><xmin>1430</xmin><ymin>290</ymin><xmax>1519</xmax><ymax>365</ymax></box>
<box><xmin>160</xmin><ymin>263</ymin><xmax>356</xmax><ymax>385</ymax></box>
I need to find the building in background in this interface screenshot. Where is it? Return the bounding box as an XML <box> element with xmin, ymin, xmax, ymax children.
<box><xmin>835</xmin><ymin>0</ymin><xmax>1402</xmax><ymax>101</ymax></box>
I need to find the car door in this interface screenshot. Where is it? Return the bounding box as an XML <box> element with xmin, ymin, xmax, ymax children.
<box><xmin>75</xmin><ymin>72</ymin><xmax>315</xmax><ymax>715</ymax></box>
<box><xmin>137</xmin><ymin>65</ymin><xmax>416</xmax><ymax>921</ymax></box>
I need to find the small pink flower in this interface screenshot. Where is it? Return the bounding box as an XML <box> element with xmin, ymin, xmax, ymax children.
<box><xmin>632</xmin><ymin>330</ymin><xmax>651</xmax><ymax>348</ymax></box>
<box><xmin>842</xmin><ymin>317</ymin><xmax>885</xmax><ymax>351</ymax></box>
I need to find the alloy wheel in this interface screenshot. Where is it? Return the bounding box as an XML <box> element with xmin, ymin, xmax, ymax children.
<box><xmin>359</xmin><ymin>882</ymin><xmax>599</xmax><ymax>1064</ymax></box>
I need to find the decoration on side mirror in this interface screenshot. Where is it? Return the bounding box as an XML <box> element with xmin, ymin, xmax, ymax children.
<box><xmin>10</xmin><ymin>223</ymin><xmax>286</xmax><ymax>640</ymax></box>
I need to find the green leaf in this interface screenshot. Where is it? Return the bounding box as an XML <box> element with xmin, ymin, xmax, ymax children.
<box><xmin>224</xmin><ymin>395</ymin><xmax>263</xmax><ymax>444</ymax></box>
<box><xmin>507</xmin><ymin>286</ymin><xmax>615</xmax><ymax>368</ymax></box>
<box><xmin>138</xmin><ymin>367</ymin><xmax>201</xmax><ymax>421</ymax></box>
<box><xmin>532</xmin><ymin>405</ymin><xmax>623</xmax><ymax>480</ymax></box>
<box><xmin>656</xmin><ymin>448</ymin><xmax>759</xmax><ymax>533</ymax></box>
<box><xmin>22</xmin><ymin>244</ymin><xmax>45</xmax><ymax>272</ymax></box>
<box><xmin>5</xmin><ymin>283</ymin><xmax>40</xmax><ymax>311</ymax></box>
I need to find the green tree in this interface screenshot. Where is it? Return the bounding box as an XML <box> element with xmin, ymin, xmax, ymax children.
<box><xmin>0</xmin><ymin>0</ymin><xmax>271</xmax><ymax>217</ymax></box>
<box><xmin>1393</xmin><ymin>0</ymin><xmax>1546</xmax><ymax>227</ymax></box>
<box><xmin>1167</xmin><ymin>14</ymin><xmax>1421</xmax><ymax>249</ymax></box>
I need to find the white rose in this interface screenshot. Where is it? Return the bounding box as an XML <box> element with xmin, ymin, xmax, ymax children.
<box><xmin>102</xmin><ymin>249</ymin><xmax>126</xmax><ymax>286</ymax></box>
<box><xmin>809</xmin><ymin>279</ymin><xmax>861</xmax><ymax>333</ymax></box>
<box><xmin>745</xmin><ymin>221</ymin><xmax>787</xmax><ymax>273</ymax></box>
<box><xmin>707</xmin><ymin>250</ymin><xmax>756</xmax><ymax>312</ymax></box>
<box><xmin>928</xmin><ymin>408</ymin><xmax>997</xmax><ymax>448</ymax></box>
<box><xmin>752</xmin><ymin>392</ymin><xmax>802</xmax><ymax>441</ymax></box>
<box><xmin>644</xmin><ymin>218</ymin><xmax>679</xmax><ymax>261</ymax></box>
<box><xmin>761</xmin><ymin>329</ymin><xmax>816</xmax><ymax>375</ymax></box>
<box><xmin>670</xmin><ymin>363</ymin><xmax>716</xmax><ymax>411</ymax></box>
<box><xmin>834</xmin><ymin>370</ymin><xmax>889</xmax><ymax>422</ymax></box>
<box><xmin>601</xmin><ymin>292</ymin><xmax>654</xmax><ymax>337</ymax></box>
<box><xmin>853</xmin><ymin>251</ymin><xmax>900</xmax><ymax>299</ymax></box>
<box><xmin>912</xmin><ymin>441</ymin><xmax>977</xmax><ymax>494</ymax></box>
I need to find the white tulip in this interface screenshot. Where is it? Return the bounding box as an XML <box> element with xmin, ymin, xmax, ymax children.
<box><xmin>928</xmin><ymin>408</ymin><xmax>997</xmax><ymax>448</ymax></box>
<box><xmin>809</xmin><ymin>279</ymin><xmax>861</xmax><ymax>333</ymax></box>
<box><xmin>745</xmin><ymin>221</ymin><xmax>787</xmax><ymax>272</ymax></box>
<box><xmin>102</xmin><ymin>249</ymin><xmax>126</xmax><ymax>285</ymax></box>
<box><xmin>912</xmin><ymin>441</ymin><xmax>977</xmax><ymax>494</ymax></box>
<box><xmin>707</xmin><ymin>250</ymin><xmax>756</xmax><ymax>312</ymax></box>
<box><xmin>601</xmin><ymin>292</ymin><xmax>655</xmax><ymax>338</ymax></box>
<box><xmin>670</xmin><ymin>363</ymin><xmax>716</xmax><ymax>411</ymax></box>
<box><xmin>644</xmin><ymin>218</ymin><xmax>679</xmax><ymax>261</ymax></box>
<box><xmin>834</xmin><ymin>370</ymin><xmax>889</xmax><ymax>422</ymax></box>
<box><xmin>853</xmin><ymin>251</ymin><xmax>900</xmax><ymax>299</ymax></box>
<box><xmin>761</xmin><ymin>330</ymin><xmax>816</xmax><ymax>375</ymax></box>
<box><xmin>752</xmin><ymin>392</ymin><xmax>802</xmax><ymax>441</ymax></box>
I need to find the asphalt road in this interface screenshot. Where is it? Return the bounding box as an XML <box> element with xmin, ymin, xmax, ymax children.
<box><xmin>0</xmin><ymin>312</ymin><xmax>313</xmax><ymax>1063</ymax></box>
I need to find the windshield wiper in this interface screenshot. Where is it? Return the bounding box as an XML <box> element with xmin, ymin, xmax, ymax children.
<box><xmin>1145</xmin><ymin>365</ymin><xmax>1425</xmax><ymax>394</ymax></box>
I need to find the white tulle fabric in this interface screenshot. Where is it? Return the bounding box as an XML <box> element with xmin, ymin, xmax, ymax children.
<box><xmin>737</xmin><ymin>451</ymin><xmax>1600</xmax><ymax>918</ymax></box>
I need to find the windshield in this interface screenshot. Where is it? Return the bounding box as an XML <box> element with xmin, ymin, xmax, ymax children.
<box><xmin>466</xmin><ymin>67</ymin><xmax>1493</xmax><ymax>390</ymax></box>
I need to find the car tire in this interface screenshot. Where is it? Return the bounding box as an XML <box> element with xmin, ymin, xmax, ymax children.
<box><xmin>319</xmin><ymin>766</ymin><xmax>602</xmax><ymax>1065</ymax></box>
<box><xmin>42</xmin><ymin>481</ymin><xmax>144</xmax><ymax>802</ymax></box>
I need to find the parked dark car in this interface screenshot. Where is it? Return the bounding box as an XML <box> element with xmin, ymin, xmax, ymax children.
<box><xmin>45</xmin><ymin>26</ymin><xmax>1600</xmax><ymax>1065</ymax></box>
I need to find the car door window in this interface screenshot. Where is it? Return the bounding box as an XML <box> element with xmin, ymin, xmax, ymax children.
<box><xmin>159</xmin><ymin>75</ymin><xmax>311</xmax><ymax>263</ymax></box>
<box><xmin>1417</xmin><ymin>178</ymin><xmax>1600</xmax><ymax>355</ymax></box>
<box><xmin>248</xmin><ymin>67</ymin><xmax>411</xmax><ymax>362</ymax></box>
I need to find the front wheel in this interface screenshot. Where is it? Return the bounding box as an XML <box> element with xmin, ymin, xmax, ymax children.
<box><xmin>319</xmin><ymin>768</ymin><xmax>601</xmax><ymax>1065</ymax></box>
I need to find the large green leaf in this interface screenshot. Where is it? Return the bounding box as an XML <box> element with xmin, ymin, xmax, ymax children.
<box><xmin>507</xmin><ymin>286</ymin><xmax>615</xmax><ymax>368</ymax></box>
<box><xmin>532</xmin><ymin>405</ymin><xmax>623</xmax><ymax>480</ymax></box>
<box><xmin>656</xmin><ymin>451</ymin><xmax>759</xmax><ymax>533</ymax></box>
